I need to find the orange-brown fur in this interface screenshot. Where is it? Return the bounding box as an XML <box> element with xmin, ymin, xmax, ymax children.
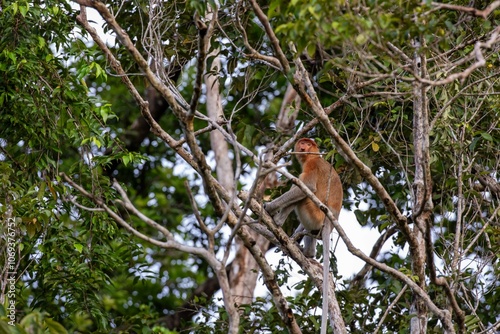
<box><xmin>294</xmin><ymin>138</ymin><xmax>342</xmax><ymax>232</ymax></box>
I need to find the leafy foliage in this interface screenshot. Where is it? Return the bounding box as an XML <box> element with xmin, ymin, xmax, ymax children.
<box><xmin>1</xmin><ymin>0</ymin><xmax>499</xmax><ymax>333</ymax></box>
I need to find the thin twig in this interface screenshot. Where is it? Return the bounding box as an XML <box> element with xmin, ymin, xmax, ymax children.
<box><xmin>248</xmin><ymin>0</ymin><xmax>290</xmax><ymax>73</ymax></box>
<box><xmin>184</xmin><ymin>180</ymin><xmax>215</xmax><ymax>251</ymax></box>
<box><xmin>373</xmin><ymin>285</ymin><xmax>409</xmax><ymax>334</ymax></box>
<box><xmin>189</xmin><ymin>13</ymin><xmax>209</xmax><ymax>117</ymax></box>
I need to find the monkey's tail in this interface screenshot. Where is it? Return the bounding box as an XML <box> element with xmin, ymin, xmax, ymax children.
<box><xmin>320</xmin><ymin>219</ymin><xmax>333</xmax><ymax>334</ymax></box>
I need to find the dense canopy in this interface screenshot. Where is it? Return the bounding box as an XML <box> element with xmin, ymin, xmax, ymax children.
<box><xmin>0</xmin><ymin>0</ymin><xmax>499</xmax><ymax>333</ymax></box>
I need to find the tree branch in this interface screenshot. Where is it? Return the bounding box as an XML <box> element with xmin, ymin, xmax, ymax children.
<box><xmin>189</xmin><ymin>13</ymin><xmax>209</xmax><ymax>117</ymax></box>
<box><xmin>373</xmin><ymin>285</ymin><xmax>408</xmax><ymax>334</ymax></box>
<box><xmin>416</xmin><ymin>26</ymin><xmax>500</xmax><ymax>86</ymax></box>
<box><xmin>248</xmin><ymin>0</ymin><xmax>290</xmax><ymax>73</ymax></box>
<box><xmin>429</xmin><ymin>1</ymin><xmax>500</xmax><ymax>18</ymax></box>
<box><xmin>75</xmin><ymin>0</ymin><xmax>187</xmax><ymax>119</ymax></box>
<box><xmin>349</xmin><ymin>225</ymin><xmax>397</xmax><ymax>287</ymax></box>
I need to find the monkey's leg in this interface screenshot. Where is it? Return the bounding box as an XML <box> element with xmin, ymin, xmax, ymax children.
<box><xmin>302</xmin><ymin>235</ymin><xmax>317</xmax><ymax>258</ymax></box>
<box><xmin>291</xmin><ymin>224</ymin><xmax>306</xmax><ymax>240</ymax></box>
<box><xmin>272</xmin><ymin>204</ymin><xmax>295</xmax><ymax>226</ymax></box>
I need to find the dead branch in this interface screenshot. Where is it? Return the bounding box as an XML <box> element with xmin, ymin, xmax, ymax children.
<box><xmin>373</xmin><ymin>285</ymin><xmax>409</xmax><ymax>334</ymax></box>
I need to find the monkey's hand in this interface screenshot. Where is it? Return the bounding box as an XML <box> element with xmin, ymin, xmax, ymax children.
<box><xmin>263</xmin><ymin>201</ymin><xmax>279</xmax><ymax>215</ymax></box>
<box><xmin>300</xmin><ymin>244</ymin><xmax>316</xmax><ymax>258</ymax></box>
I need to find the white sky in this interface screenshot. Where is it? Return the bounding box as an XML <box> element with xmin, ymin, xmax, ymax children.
<box><xmin>255</xmin><ymin>208</ymin><xmax>396</xmax><ymax>299</ymax></box>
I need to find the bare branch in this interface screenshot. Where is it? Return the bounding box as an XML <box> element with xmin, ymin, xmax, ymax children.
<box><xmin>429</xmin><ymin>1</ymin><xmax>500</xmax><ymax>18</ymax></box>
<box><xmin>248</xmin><ymin>0</ymin><xmax>290</xmax><ymax>73</ymax></box>
<box><xmin>349</xmin><ymin>225</ymin><xmax>397</xmax><ymax>287</ymax></box>
<box><xmin>232</xmin><ymin>2</ymin><xmax>282</xmax><ymax>69</ymax></box>
<box><xmin>417</xmin><ymin>26</ymin><xmax>500</xmax><ymax>86</ymax></box>
<box><xmin>276</xmin><ymin>84</ymin><xmax>301</xmax><ymax>135</ymax></box>
<box><xmin>67</xmin><ymin>196</ymin><xmax>105</xmax><ymax>212</ymax></box>
<box><xmin>61</xmin><ymin>172</ymin><xmax>245</xmax><ymax>333</ymax></box>
<box><xmin>189</xmin><ymin>12</ymin><xmax>210</xmax><ymax>117</ymax></box>
<box><xmin>75</xmin><ymin>0</ymin><xmax>187</xmax><ymax>118</ymax></box>
<box><xmin>463</xmin><ymin>205</ymin><xmax>500</xmax><ymax>256</ymax></box>
<box><xmin>184</xmin><ymin>180</ymin><xmax>216</xmax><ymax>252</ymax></box>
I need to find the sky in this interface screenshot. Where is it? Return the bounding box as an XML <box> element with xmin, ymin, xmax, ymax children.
<box><xmin>255</xmin><ymin>208</ymin><xmax>399</xmax><ymax>299</ymax></box>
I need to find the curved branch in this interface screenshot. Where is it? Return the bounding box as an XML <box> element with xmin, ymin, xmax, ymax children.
<box><xmin>61</xmin><ymin>173</ymin><xmax>213</xmax><ymax>258</ymax></box>
<box><xmin>416</xmin><ymin>26</ymin><xmax>500</xmax><ymax>86</ymax></box>
<box><xmin>248</xmin><ymin>0</ymin><xmax>290</xmax><ymax>73</ymax></box>
<box><xmin>75</xmin><ymin>0</ymin><xmax>186</xmax><ymax>118</ymax></box>
<box><xmin>233</xmin><ymin>2</ymin><xmax>281</xmax><ymax>69</ymax></box>
<box><xmin>349</xmin><ymin>225</ymin><xmax>397</xmax><ymax>287</ymax></box>
<box><xmin>61</xmin><ymin>172</ymin><xmax>242</xmax><ymax>333</ymax></box>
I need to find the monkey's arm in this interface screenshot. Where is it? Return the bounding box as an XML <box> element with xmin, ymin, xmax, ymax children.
<box><xmin>264</xmin><ymin>185</ymin><xmax>307</xmax><ymax>214</ymax></box>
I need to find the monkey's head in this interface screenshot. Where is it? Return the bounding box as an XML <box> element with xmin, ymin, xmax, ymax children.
<box><xmin>294</xmin><ymin>138</ymin><xmax>319</xmax><ymax>165</ymax></box>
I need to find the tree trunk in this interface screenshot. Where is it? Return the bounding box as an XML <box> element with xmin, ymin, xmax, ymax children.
<box><xmin>205</xmin><ymin>48</ymin><xmax>270</xmax><ymax>308</ymax></box>
<box><xmin>410</xmin><ymin>39</ymin><xmax>432</xmax><ymax>334</ymax></box>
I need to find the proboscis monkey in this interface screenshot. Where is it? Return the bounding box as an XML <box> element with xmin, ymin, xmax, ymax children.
<box><xmin>264</xmin><ymin>138</ymin><xmax>342</xmax><ymax>334</ymax></box>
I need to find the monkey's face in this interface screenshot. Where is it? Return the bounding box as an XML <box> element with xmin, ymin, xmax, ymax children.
<box><xmin>295</xmin><ymin>138</ymin><xmax>319</xmax><ymax>164</ymax></box>
<box><xmin>295</xmin><ymin>138</ymin><xmax>317</xmax><ymax>153</ymax></box>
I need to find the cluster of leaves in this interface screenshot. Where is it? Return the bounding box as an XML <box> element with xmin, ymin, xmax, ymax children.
<box><xmin>0</xmin><ymin>1</ymin><xmax>157</xmax><ymax>331</ymax></box>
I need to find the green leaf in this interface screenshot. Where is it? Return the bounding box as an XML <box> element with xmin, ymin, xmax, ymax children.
<box><xmin>27</xmin><ymin>222</ymin><xmax>37</xmax><ymax>238</ymax></box>
<box><xmin>354</xmin><ymin>209</ymin><xmax>367</xmax><ymax>225</ymax></box>
<box><xmin>74</xmin><ymin>243</ymin><xmax>84</xmax><ymax>253</ymax></box>
<box><xmin>306</xmin><ymin>43</ymin><xmax>316</xmax><ymax>58</ymax></box>
<box><xmin>91</xmin><ymin>137</ymin><xmax>102</xmax><ymax>148</ymax></box>
<box><xmin>355</xmin><ymin>33</ymin><xmax>368</xmax><ymax>45</ymax></box>
<box><xmin>38</xmin><ymin>36</ymin><xmax>46</xmax><ymax>49</ymax></box>
<box><xmin>122</xmin><ymin>154</ymin><xmax>130</xmax><ymax>166</ymax></box>
<box><xmin>45</xmin><ymin>318</ymin><xmax>68</xmax><ymax>334</ymax></box>
<box><xmin>94</xmin><ymin>63</ymin><xmax>106</xmax><ymax>80</ymax></box>
<box><xmin>19</xmin><ymin>3</ymin><xmax>29</xmax><ymax>17</ymax></box>
<box><xmin>11</xmin><ymin>2</ymin><xmax>18</xmax><ymax>15</ymax></box>
<box><xmin>480</xmin><ymin>132</ymin><xmax>493</xmax><ymax>142</ymax></box>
